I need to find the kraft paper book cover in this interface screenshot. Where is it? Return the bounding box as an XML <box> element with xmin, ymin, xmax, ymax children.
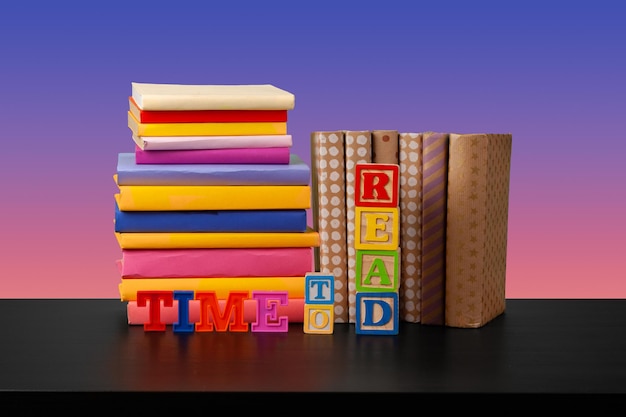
<box><xmin>445</xmin><ymin>133</ymin><xmax>512</xmax><ymax>328</ymax></box>
<box><xmin>129</xmin><ymin>96</ymin><xmax>288</xmax><ymax>123</ymax></box>
<box><xmin>116</xmin><ymin>153</ymin><xmax>309</xmax><ymax>186</ymax></box>
<box><xmin>133</xmin><ymin>134</ymin><xmax>293</xmax><ymax>151</ymax></box>
<box><xmin>310</xmin><ymin>131</ymin><xmax>349</xmax><ymax>323</ymax></box>
<box><xmin>344</xmin><ymin>130</ymin><xmax>372</xmax><ymax>323</ymax></box>
<box><xmin>119</xmin><ymin>277</ymin><xmax>306</xmax><ymax>301</ymax></box>
<box><xmin>398</xmin><ymin>132</ymin><xmax>424</xmax><ymax>323</ymax></box>
<box><xmin>420</xmin><ymin>131</ymin><xmax>449</xmax><ymax>326</ymax></box>
<box><xmin>131</xmin><ymin>82</ymin><xmax>295</xmax><ymax>111</ymax></box>
<box><xmin>128</xmin><ymin>111</ymin><xmax>287</xmax><ymax>137</ymax></box>
<box><xmin>114</xmin><ymin>229</ymin><xmax>320</xmax><ymax>249</ymax></box>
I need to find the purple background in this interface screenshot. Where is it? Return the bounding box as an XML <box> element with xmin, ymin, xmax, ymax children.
<box><xmin>0</xmin><ymin>1</ymin><xmax>624</xmax><ymax>298</ymax></box>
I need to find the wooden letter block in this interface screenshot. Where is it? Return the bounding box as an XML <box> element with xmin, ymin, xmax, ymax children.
<box><xmin>305</xmin><ymin>273</ymin><xmax>334</xmax><ymax>305</ymax></box>
<box><xmin>355</xmin><ymin>292</ymin><xmax>399</xmax><ymax>335</ymax></box>
<box><xmin>355</xmin><ymin>207</ymin><xmax>399</xmax><ymax>250</ymax></box>
<box><xmin>355</xmin><ymin>163</ymin><xmax>399</xmax><ymax>207</ymax></box>
<box><xmin>304</xmin><ymin>304</ymin><xmax>334</xmax><ymax>334</ymax></box>
<box><xmin>355</xmin><ymin>249</ymin><xmax>399</xmax><ymax>293</ymax></box>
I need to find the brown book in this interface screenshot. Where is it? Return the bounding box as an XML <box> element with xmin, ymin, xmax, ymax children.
<box><xmin>445</xmin><ymin>133</ymin><xmax>513</xmax><ymax>328</ymax></box>
<box><xmin>398</xmin><ymin>133</ymin><xmax>424</xmax><ymax>323</ymax></box>
<box><xmin>310</xmin><ymin>131</ymin><xmax>349</xmax><ymax>323</ymax></box>
<box><xmin>344</xmin><ymin>130</ymin><xmax>372</xmax><ymax>323</ymax></box>
<box><xmin>420</xmin><ymin>132</ymin><xmax>449</xmax><ymax>325</ymax></box>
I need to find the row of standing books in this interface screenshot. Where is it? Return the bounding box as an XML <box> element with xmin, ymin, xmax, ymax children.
<box><xmin>310</xmin><ymin>130</ymin><xmax>512</xmax><ymax>328</ymax></box>
<box><xmin>115</xmin><ymin>83</ymin><xmax>319</xmax><ymax>328</ymax></box>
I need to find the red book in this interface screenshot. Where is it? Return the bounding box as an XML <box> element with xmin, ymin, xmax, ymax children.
<box><xmin>129</xmin><ymin>97</ymin><xmax>288</xmax><ymax>123</ymax></box>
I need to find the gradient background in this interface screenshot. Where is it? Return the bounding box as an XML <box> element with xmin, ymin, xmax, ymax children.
<box><xmin>0</xmin><ymin>1</ymin><xmax>624</xmax><ymax>299</ymax></box>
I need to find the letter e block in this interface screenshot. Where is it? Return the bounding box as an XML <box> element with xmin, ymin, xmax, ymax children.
<box><xmin>355</xmin><ymin>207</ymin><xmax>399</xmax><ymax>250</ymax></box>
<box><xmin>355</xmin><ymin>292</ymin><xmax>399</xmax><ymax>335</ymax></box>
<box><xmin>356</xmin><ymin>249</ymin><xmax>399</xmax><ymax>292</ymax></box>
<box><xmin>305</xmin><ymin>273</ymin><xmax>334</xmax><ymax>305</ymax></box>
<box><xmin>304</xmin><ymin>304</ymin><xmax>334</xmax><ymax>334</ymax></box>
<box><xmin>355</xmin><ymin>163</ymin><xmax>399</xmax><ymax>207</ymax></box>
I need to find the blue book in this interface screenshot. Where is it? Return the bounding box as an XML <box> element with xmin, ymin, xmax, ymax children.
<box><xmin>116</xmin><ymin>152</ymin><xmax>311</xmax><ymax>185</ymax></box>
<box><xmin>114</xmin><ymin>201</ymin><xmax>308</xmax><ymax>233</ymax></box>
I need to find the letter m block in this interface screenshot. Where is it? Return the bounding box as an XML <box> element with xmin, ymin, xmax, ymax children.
<box><xmin>355</xmin><ymin>163</ymin><xmax>399</xmax><ymax>207</ymax></box>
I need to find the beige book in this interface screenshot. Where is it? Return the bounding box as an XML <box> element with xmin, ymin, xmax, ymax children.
<box><xmin>310</xmin><ymin>131</ymin><xmax>349</xmax><ymax>323</ymax></box>
<box><xmin>445</xmin><ymin>133</ymin><xmax>513</xmax><ymax>328</ymax></box>
<box><xmin>131</xmin><ymin>82</ymin><xmax>295</xmax><ymax>111</ymax></box>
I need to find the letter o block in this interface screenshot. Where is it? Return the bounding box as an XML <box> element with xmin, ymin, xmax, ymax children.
<box><xmin>304</xmin><ymin>305</ymin><xmax>334</xmax><ymax>334</ymax></box>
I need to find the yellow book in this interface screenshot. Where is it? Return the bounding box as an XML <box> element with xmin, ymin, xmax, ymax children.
<box><xmin>128</xmin><ymin>111</ymin><xmax>287</xmax><ymax>137</ymax></box>
<box><xmin>114</xmin><ymin>175</ymin><xmax>311</xmax><ymax>211</ymax></box>
<box><xmin>114</xmin><ymin>229</ymin><xmax>320</xmax><ymax>249</ymax></box>
<box><xmin>119</xmin><ymin>277</ymin><xmax>306</xmax><ymax>301</ymax></box>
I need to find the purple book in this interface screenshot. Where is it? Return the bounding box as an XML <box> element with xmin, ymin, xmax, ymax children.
<box><xmin>135</xmin><ymin>145</ymin><xmax>290</xmax><ymax>164</ymax></box>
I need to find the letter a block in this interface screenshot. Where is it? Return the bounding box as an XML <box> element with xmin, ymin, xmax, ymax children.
<box><xmin>355</xmin><ymin>292</ymin><xmax>399</xmax><ymax>335</ymax></box>
<box><xmin>355</xmin><ymin>163</ymin><xmax>399</xmax><ymax>207</ymax></box>
<box><xmin>355</xmin><ymin>250</ymin><xmax>399</xmax><ymax>292</ymax></box>
<box><xmin>303</xmin><ymin>273</ymin><xmax>334</xmax><ymax>334</ymax></box>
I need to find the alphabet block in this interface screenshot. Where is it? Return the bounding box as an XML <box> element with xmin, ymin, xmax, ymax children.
<box><xmin>355</xmin><ymin>163</ymin><xmax>399</xmax><ymax>207</ymax></box>
<box><xmin>304</xmin><ymin>304</ymin><xmax>334</xmax><ymax>334</ymax></box>
<box><xmin>304</xmin><ymin>273</ymin><xmax>334</xmax><ymax>305</ymax></box>
<box><xmin>355</xmin><ymin>249</ymin><xmax>399</xmax><ymax>293</ymax></box>
<box><xmin>251</xmin><ymin>291</ymin><xmax>289</xmax><ymax>333</ymax></box>
<box><xmin>355</xmin><ymin>292</ymin><xmax>399</xmax><ymax>335</ymax></box>
<box><xmin>355</xmin><ymin>207</ymin><xmax>399</xmax><ymax>251</ymax></box>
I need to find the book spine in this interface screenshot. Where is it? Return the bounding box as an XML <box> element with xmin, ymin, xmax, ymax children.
<box><xmin>114</xmin><ymin>229</ymin><xmax>321</xmax><ymax>250</ymax></box>
<box><xmin>119</xmin><ymin>277</ymin><xmax>307</xmax><ymax>301</ymax></box>
<box><xmin>344</xmin><ymin>130</ymin><xmax>372</xmax><ymax>323</ymax></box>
<box><xmin>310</xmin><ymin>131</ymin><xmax>349</xmax><ymax>323</ymax></box>
<box><xmin>134</xmin><ymin>146</ymin><xmax>291</xmax><ymax>165</ymax></box>
<box><xmin>126</xmin><ymin>298</ymin><xmax>305</xmax><ymax>325</ymax></box>
<box><xmin>420</xmin><ymin>132</ymin><xmax>449</xmax><ymax>325</ymax></box>
<box><xmin>372</xmin><ymin>130</ymin><xmax>400</xmax><ymax>164</ymax></box>
<box><xmin>115</xmin><ymin>185</ymin><xmax>312</xmax><ymax>211</ymax></box>
<box><xmin>398</xmin><ymin>133</ymin><xmax>424</xmax><ymax>323</ymax></box>
<box><xmin>134</xmin><ymin>134</ymin><xmax>293</xmax><ymax>151</ymax></box>
<box><xmin>445</xmin><ymin>133</ymin><xmax>512</xmax><ymax>328</ymax></box>
<box><xmin>119</xmin><ymin>247</ymin><xmax>314</xmax><ymax>278</ymax></box>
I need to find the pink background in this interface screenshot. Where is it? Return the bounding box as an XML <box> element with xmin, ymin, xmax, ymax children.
<box><xmin>0</xmin><ymin>2</ymin><xmax>624</xmax><ymax>298</ymax></box>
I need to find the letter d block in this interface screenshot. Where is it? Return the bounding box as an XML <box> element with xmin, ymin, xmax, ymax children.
<box><xmin>355</xmin><ymin>163</ymin><xmax>399</xmax><ymax>207</ymax></box>
<box><xmin>355</xmin><ymin>249</ymin><xmax>399</xmax><ymax>293</ymax></box>
<box><xmin>355</xmin><ymin>292</ymin><xmax>399</xmax><ymax>335</ymax></box>
<box><xmin>304</xmin><ymin>304</ymin><xmax>334</xmax><ymax>334</ymax></box>
<box><xmin>355</xmin><ymin>207</ymin><xmax>399</xmax><ymax>251</ymax></box>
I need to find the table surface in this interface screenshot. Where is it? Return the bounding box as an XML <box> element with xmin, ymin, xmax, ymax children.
<box><xmin>1</xmin><ymin>298</ymin><xmax>625</xmax><ymax>394</ymax></box>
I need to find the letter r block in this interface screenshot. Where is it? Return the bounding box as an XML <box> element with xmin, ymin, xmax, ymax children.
<box><xmin>355</xmin><ymin>207</ymin><xmax>399</xmax><ymax>251</ymax></box>
<box><xmin>304</xmin><ymin>304</ymin><xmax>334</xmax><ymax>334</ymax></box>
<box><xmin>355</xmin><ymin>292</ymin><xmax>399</xmax><ymax>335</ymax></box>
<box><xmin>355</xmin><ymin>163</ymin><xmax>399</xmax><ymax>207</ymax></box>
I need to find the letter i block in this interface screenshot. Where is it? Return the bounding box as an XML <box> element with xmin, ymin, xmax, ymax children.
<box><xmin>303</xmin><ymin>273</ymin><xmax>334</xmax><ymax>334</ymax></box>
<box><xmin>355</xmin><ymin>292</ymin><xmax>399</xmax><ymax>335</ymax></box>
<box><xmin>355</xmin><ymin>163</ymin><xmax>399</xmax><ymax>207</ymax></box>
<box><xmin>355</xmin><ymin>206</ymin><xmax>399</xmax><ymax>251</ymax></box>
<box><xmin>356</xmin><ymin>249</ymin><xmax>399</xmax><ymax>293</ymax></box>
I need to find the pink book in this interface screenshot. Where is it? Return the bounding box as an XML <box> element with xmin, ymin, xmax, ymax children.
<box><xmin>134</xmin><ymin>145</ymin><xmax>291</xmax><ymax>164</ymax></box>
<box><xmin>117</xmin><ymin>247</ymin><xmax>314</xmax><ymax>278</ymax></box>
<box><xmin>126</xmin><ymin>298</ymin><xmax>305</xmax><ymax>324</ymax></box>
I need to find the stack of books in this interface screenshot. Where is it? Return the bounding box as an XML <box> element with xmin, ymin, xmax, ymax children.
<box><xmin>114</xmin><ymin>82</ymin><xmax>320</xmax><ymax>331</ymax></box>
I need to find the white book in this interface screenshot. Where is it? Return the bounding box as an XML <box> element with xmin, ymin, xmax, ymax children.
<box><xmin>131</xmin><ymin>82</ymin><xmax>295</xmax><ymax>111</ymax></box>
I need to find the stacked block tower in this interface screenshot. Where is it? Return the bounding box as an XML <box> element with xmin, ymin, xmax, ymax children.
<box><xmin>113</xmin><ymin>82</ymin><xmax>320</xmax><ymax>332</ymax></box>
